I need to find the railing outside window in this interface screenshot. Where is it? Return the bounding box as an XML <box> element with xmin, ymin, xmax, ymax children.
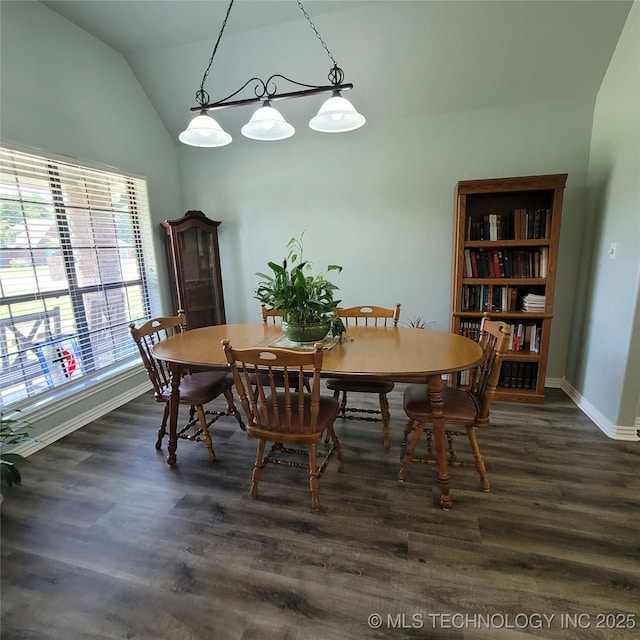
<box><xmin>0</xmin><ymin>146</ymin><xmax>159</xmax><ymax>408</ymax></box>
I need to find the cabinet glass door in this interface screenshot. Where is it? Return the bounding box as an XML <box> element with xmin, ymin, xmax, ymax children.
<box><xmin>177</xmin><ymin>227</ymin><xmax>223</xmax><ymax>328</ymax></box>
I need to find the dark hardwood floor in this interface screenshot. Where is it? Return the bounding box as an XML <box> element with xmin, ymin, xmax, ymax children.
<box><xmin>1</xmin><ymin>387</ymin><xmax>638</xmax><ymax>639</ymax></box>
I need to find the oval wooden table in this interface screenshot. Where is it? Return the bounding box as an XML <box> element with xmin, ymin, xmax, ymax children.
<box><xmin>152</xmin><ymin>323</ymin><xmax>483</xmax><ymax>509</ymax></box>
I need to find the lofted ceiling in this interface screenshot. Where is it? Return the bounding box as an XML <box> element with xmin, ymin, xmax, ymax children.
<box><xmin>41</xmin><ymin>0</ymin><xmax>373</xmax><ymax>55</ymax></box>
<box><xmin>38</xmin><ymin>0</ymin><xmax>634</xmax><ymax>143</ymax></box>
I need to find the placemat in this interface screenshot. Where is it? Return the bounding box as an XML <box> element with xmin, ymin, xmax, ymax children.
<box><xmin>268</xmin><ymin>334</ymin><xmax>340</xmax><ymax>351</ymax></box>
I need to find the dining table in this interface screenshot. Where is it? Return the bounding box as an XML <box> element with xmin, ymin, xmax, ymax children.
<box><xmin>151</xmin><ymin>322</ymin><xmax>483</xmax><ymax>509</ymax></box>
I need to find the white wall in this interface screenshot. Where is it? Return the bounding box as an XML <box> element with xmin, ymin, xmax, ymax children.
<box><xmin>567</xmin><ymin>2</ymin><xmax>640</xmax><ymax>437</ymax></box>
<box><xmin>178</xmin><ymin>92</ymin><xmax>594</xmax><ymax>384</ymax></box>
<box><xmin>0</xmin><ymin>1</ymin><xmax>183</xmax><ymax>438</ymax></box>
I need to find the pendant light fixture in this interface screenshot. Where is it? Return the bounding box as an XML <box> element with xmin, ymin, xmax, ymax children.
<box><xmin>179</xmin><ymin>0</ymin><xmax>365</xmax><ymax>147</ymax></box>
<box><xmin>240</xmin><ymin>101</ymin><xmax>295</xmax><ymax>141</ymax></box>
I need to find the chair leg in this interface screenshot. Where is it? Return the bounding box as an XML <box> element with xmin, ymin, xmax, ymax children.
<box><xmin>223</xmin><ymin>388</ymin><xmax>245</xmax><ymax>430</ymax></box>
<box><xmin>337</xmin><ymin>390</ymin><xmax>347</xmax><ymax>418</ymax></box>
<box><xmin>325</xmin><ymin>389</ymin><xmax>342</xmax><ymax>445</ymax></box>
<box><xmin>400</xmin><ymin>418</ymin><xmax>414</xmax><ymax>446</ymax></box>
<box><xmin>398</xmin><ymin>420</ymin><xmax>425</xmax><ymax>482</ymax></box>
<box><xmin>195</xmin><ymin>404</ymin><xmax>215</xmax><ymax>462</ymax></box>
<box><xmin>467</xmin><ymin>426</ymin><xmax>490</xmax><ymax>491</ymax></box>
<box><xmin>250</xmin><ymin>439</ymin><xmax>267</xmax><ymax>499</ymax></box>
<box><xmin>327</xmin><ymin>423</ymin><xmax>344</xmax><ymax>461</ymax></box>
<box><xmin>379</xmin><ymin>392</ymin><xmax>391</xmax><ymax>449</ymax></box>
<box><xmin>308</xmin><ymin>442</ymin><xmax>320</xmax><ymax>510</ymax></box>
<box><xmin>156</xmin><ymin>402</ymin><xmax>169</xmax><ymax>450</ymax></box>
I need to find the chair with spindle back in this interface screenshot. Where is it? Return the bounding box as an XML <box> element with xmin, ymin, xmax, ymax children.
<box><xmin>129</xmin><ymin>310</ymin><xmax>243</xmax><ymax>461</ymax></box>
<box><xmin>222</xmin><ymin>339</ymin><xmax>342</xmax><ymax>511</ymax></box>
<box><xmin>398</xmin><ymin>314</ymin><xmax>510</xmax><ymax>491</ymax></box>
<box><xmin>325</xmin><ymin>304</ymin><xmax>401</xmax><ymax>449</ymax></box>
<box><xmin>259</xmin><ymin>304</ymin><xmax>310</xmax><ymax>391</ymax></box>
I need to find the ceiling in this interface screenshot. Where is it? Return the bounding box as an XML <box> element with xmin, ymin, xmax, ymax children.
<box><xmin>37</xmin><ymin>1</ymin><xmax>634</xmax><ymax>141</ymax></box>
<box><xmin>41</xmin><ymin>0</ymin><xmax>373</xmax><ymax>54</ymax></box>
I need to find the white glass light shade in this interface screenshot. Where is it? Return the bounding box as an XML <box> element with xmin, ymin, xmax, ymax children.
<box><xmin>179</xmin><ymin>113</ymin><xmax>232</xmax><ymax>147</ymax></box>
<box><xmin>241</xmin><ymin>104</ymin><xmax>295</xmax><ymax>141</ymax></box>
<box><xmin>309</xmin><ymin>94</ymin><xmax>366</xmax><ymax>133</ymax></box>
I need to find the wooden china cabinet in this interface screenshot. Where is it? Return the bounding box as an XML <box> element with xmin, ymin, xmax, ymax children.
<box><xmin>161</xmin><ymin>210</ymin><xmax>226</xmax><ymax>330</ymax></box>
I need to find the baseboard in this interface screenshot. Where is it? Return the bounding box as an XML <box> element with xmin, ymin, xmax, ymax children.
<box><xmin>12</xmin><ymin>379</ymin><xmax>152</xmax><ymax>457</ymax></box>
<box><xmin>544</xmin><ymin>377</ymin><xmax>563</xmax><ymax>388</ymax></box>
<box><xmin>561</xmin><ymin>380</ymin><xmax>639</xmax><ymax>441</ymax></box>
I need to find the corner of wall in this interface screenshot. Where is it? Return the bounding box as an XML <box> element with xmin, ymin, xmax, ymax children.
<box><xmin>562</xmin><ymin>379</ymin><xmax>640</xmax><ymax>441</ymax></box>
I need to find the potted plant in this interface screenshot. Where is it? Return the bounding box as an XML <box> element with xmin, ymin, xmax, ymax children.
<box><xmin>400</xmin><ymin>315</ymin><xmax>436</xmax><ymax>330</ymax></box>
<box><xmin>1</xmin><ymin>411</ymin><xmax>33</xmax><ymax>490</ymax></box>
<box><xmin>255</xmin><ymin>233</ymin><xmax>344</xmax><ymax>342</ymax></box>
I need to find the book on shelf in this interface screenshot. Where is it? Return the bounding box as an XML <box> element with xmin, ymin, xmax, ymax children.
<box><xmin>501</xmin><ymin>361</ymin><xmax>513</xmax><ymax>388</ymax></box>
<box><xmin>539</xmin><ymin>247</ymin><xmax>548</xmax><ymax>278</ymax></box>
<box><xmin>464</xmin><ymin>249</ymin><xmax>473</xmax><ymax>278</ymax></box>
<box><xmin>499</xmin><ymin>361</ymin><xmax>538</xmax><ymax>390</ymax></box>
<box><xmin>466</xmin><ymin>212</ymin><xmax>518</xmax><ymax>241</ymax></box>
<box><xmin>522</xmin><ymin>293</ymin><xmax>545</xmax><ymax>312</ymax></box>
<box><xmin>512</xmin><ymin>208</ymin><xmax>551</xmax><ymax>240</ymax></box>
<box><xmin>524</xmin><ymin>365</ymin><xmax>533</xmax><ymax>388</ymax></box>
<box><xmin>505</xmin><ymin>321</ymin><xmax>542</xmax><ymax>351</ymax></box>
<box><xmin>515</xmin><ymin>362</ymin><xmax>525</xmax><ymax>388</ymax></box>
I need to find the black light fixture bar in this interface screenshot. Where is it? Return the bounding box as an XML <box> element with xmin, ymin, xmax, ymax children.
<box><xmin>191</xmin><ymin>79</ymin><xmax>354</xmax><ymax>113</ymax></box>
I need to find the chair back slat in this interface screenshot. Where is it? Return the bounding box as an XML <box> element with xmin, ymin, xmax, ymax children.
<box><xmin>223</xmin><ymin>340</ymin><xmax>324</xmax><ymax>434</ymax></box>
<box><xmin>471</xmin><ymin>315</ymin><xmax>511</xmax><ymax>424</ymax></box>
<box><xmin>260</xmin><ymin>305</ymin><xmax>283</xmax><ymax>325</ymax></box>
<box><xmin>337</xmin><ymin>304</ymin><xmax>401</xmax><ymax>327</ymax></box>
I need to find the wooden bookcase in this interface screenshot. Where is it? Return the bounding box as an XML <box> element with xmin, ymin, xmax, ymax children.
<box><xmin>450</xmin><ymin>174</ymin><xmax>567</xmax><ymax>403</ymax></box>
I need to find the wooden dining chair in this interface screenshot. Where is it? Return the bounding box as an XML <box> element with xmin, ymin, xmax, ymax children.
<box><xmin>258</xmin><ymin>304</ymin><xmax>311</xmax><ymax>392</ymax></box>
<box><xmin>325</xmin><ymin>304</ymin><xmax>401</xmax><ymax>449</ymax></box>
<box><xmin>261</xmin><ymin>304</ymin><xmax>282</xmax><ymax>324</ymax></box>
<box><xmin>129</xmin><ymin>311</ymin><xmax>244</xmax><ymax>462</ymax></box>
<box><xmin>222</xmin><ymin>339</ymin><xmax>342</xmax><ymax>511</ymax></box>
<box><xmin>398</xmin><ymin>314</ymin><xmax>510</xmax><ymax>491</ymax></box>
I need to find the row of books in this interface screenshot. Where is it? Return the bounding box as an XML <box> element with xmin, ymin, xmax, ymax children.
<box><xmin>456</xmin><ymin>361</ymin><xmax>538</xmax><ymax>389</ymax></box>
<box><xmin>463</xmin><ymin>247</ymin><xmax>549</xmax><ymax>279</ymax></box>
<box><xmin>458</xmin><ymin>320</ymin><xmax>483</xmax><ymax>343</ymax></box>
<box><xmin>466</xmin><ymin>209</ymin><xmax>552</xmax><ymax>241</ymax></box>
<box><xmin>462</xmin><ymin>285</ymin><xmax>519</xmax><ymax>312</ymax></box>
<box><xmin>499</xmin><ymin>361</ymin><xmax>538</xmax><ymax>389</ymax></box>
<box><xmin>458</xmin><ymin>320</ymin><xmax>542</xmax><ymax>352</ymax></box>
<box><xmin>508</xmin><ymin>322</ymin><xmax>541</xmax><ymax>352</ymax></box>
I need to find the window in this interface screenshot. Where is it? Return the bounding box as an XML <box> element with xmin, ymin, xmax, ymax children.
<box><xmin>0</xmin><ymin>146</ymin><xmax>159</xmax><ymax>409</ymax></box>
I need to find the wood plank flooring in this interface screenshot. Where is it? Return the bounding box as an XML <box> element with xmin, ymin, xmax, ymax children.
<box><xmin>1</xmin><ymin>387</ymin><xmax>638</xmax><ymax>639</ymax></box>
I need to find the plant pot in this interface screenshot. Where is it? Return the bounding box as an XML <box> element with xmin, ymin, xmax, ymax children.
<box><xmin>281</xmin><ymin>320</ymin><xmax>331</xmax><ymax>343</ymax></box>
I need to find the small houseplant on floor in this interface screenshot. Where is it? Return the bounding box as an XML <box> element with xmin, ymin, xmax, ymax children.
<box><xmin>255</xmin><ymin>233</ymin><xmax>344</xmax><ymax>342</ymax></box>
<box><xmin>1</xmin><ymin>411</ymin><xmax>33</xmax><ymax>490</ymax></box>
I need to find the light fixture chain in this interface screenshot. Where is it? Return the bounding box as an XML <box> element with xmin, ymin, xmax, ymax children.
<box><xmin>197</xmin><ymin>0</ymin><xmax>236</xmax><ymax>106</ymax></box>
<box><xmin>296</xmin><ymin>0</ymin><xmax>337</xmax><ymax>67</ymax></box>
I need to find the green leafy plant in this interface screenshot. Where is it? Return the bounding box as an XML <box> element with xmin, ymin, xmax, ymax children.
<box><xmin>255</xmin><ymin>233</ymin><xmax>344</xmax><ymax>336</ymax></box>
<box><xmin>1</xmin><ymin>412</ymin><xmax>33</xmax><ymax>487</ymax></box>
<box><xmin>400</xmin><ymin>315</ymin><xmax>436</xmax><ymax>329</ymax></box>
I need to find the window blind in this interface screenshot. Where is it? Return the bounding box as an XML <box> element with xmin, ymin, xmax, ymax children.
<box><xmin>0</xmin><ymin>146</ymin><xmax>158</xmax><ymax>408</ymax></box>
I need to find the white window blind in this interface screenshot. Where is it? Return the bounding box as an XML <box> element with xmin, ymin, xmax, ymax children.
<box><xmin>0</xmin><ymin>146</ymin><xmax>158</xmax><ymax>408</ymax></box>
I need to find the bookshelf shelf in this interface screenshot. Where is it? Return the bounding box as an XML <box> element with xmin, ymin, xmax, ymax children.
<box><xmin>450</xmin><ymin>173</ymin><xmax>567</xmax><ymax>404</ymax></box>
